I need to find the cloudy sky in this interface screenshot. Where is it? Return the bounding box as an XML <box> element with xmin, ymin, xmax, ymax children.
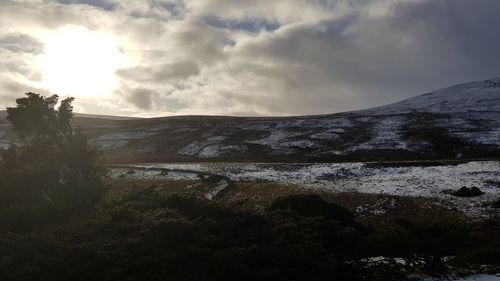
<box><xmin>0</xmin><ymin>0</ymin><xmax>499</xmax><ymax>117</ymax></box>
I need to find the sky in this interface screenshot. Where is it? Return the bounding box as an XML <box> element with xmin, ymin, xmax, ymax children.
<box><xmin>0</xmin><ymin>0</ymin><xmax>500</xmax><ymax>117</ymax></box>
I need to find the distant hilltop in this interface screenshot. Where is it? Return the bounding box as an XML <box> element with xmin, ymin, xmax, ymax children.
<box><xmin>361</xmin><ymin>77</ymin><xmax>500</xmax><ymax>115</ymax></box>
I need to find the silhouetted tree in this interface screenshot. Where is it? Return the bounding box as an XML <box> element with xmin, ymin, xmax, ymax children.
<box><xmin>0</xmin><ymin>93</ymin><xmax>103</xmax><ymax>220</ymax></box>
<box><xmin>6</xmin><ymin>92</ymin><xmax>74</xmax><ymax>145</ymax></box>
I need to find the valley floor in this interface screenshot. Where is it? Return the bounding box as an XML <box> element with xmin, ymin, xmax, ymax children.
<box><xmin>101</xmin><ymin>160</ymin><xmax>500</xmax><ymax>279</ymax></box>
<box><xmin>109</xmin><ymin>160</ymin><xmax>500</xmax><ymax>219</ymax></box>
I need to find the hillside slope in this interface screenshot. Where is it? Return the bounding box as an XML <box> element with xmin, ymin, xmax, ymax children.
<box><xmin>1</xmin><ymin>77</ymin><xmax>499</xmax><ymax>162</ymax></box>
<box><xmin>363</xmin><ymin>77</ymin><xmax>500</xmax><ymax>114</ymax></box>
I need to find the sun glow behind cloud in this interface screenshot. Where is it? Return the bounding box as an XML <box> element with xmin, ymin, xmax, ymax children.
<box><xmin>37</xmin><ymin>25</ymin><xmax>129</xmax><ymax>98</ymax></box>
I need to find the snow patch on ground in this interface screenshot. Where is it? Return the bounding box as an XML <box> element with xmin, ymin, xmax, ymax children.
<box><xmin>109</xmin><ymin>168</ymin><xmax>200</xmax><ymax>181</ymax></box>
<box><xmin>349</xmin><ymin>116</ymin><xmax>408</xmax><ymax>151</ymax></box>
<box><xmin>205</xmin><ymin>180</ymin><xmax>229</xmax><ymax>200</ymax></box>
<box><xmin>356</xmin><ymin>117</ymin><xmax>373</xmax><ymax>122</ymax></box>
<box><xmin>92</xmin><ymin>130</ymin><xmax>159</xmax><ymax>150</ymax></box>
<box><xmin>249</xmin><ymin>130</ymin><xmax>294</xmax><ymax>146</ymax></box>
<box><xmin>199</xmin><ymin>145</ymin><xmax>248</xmax><ymax>158</ymax></box>
<box><xmin>0</xmin><ymin>141</ymin><xmax>11</xmax><ymax>150</ymax></box>
<box><xmin>438</xmin><ymin>117</ymin><xmax>478</xmax><ymax>130</ymax></box>
<box><xmin>178</xmin><ymin>136</ymin><xmax>226</xmax><ymax>156</ymax></box>
<box><xmin>119</xmin><ymin>161</ymin><xmax>500</xmax><ymax>217</ymax></box>
<box><xmin>454</xmin><ymin>131</ymin><xmax>500</xmax><ymax>146</ymax></box>
<box><xmin>282</xmin><ymin>140</ymin><xmax>319</xmax><ymax>148</ymax></box>
<box><xmin>310</xmin><ymin>131</ymin><xmax>341</xmax><ymax>140</ymax></box>
<box><xmin>125</xmin><ymin>161</ymin><xmax>500</xmax><ymax>198</ymax></box>
<box><xmin>327</xmin><ymin>118</ymin><xmax>354</xmax><ymax>128</ymax></box>
<box><xmin>248</xmin><ymin>130</ymin><xmax>323</xmax><ymax>155</ymax></box>
<box><xmin>93</xmin><ymin>140</ymin><xmax>129</xmax><ymax>150</ymax></box>
<box><xmin>356</xmin><ymin>198</ymin><xmax>396</xmax><ymax>216</ymax></box>
<box><xmin>422</xmin><ymin>275</ymin><xmax>500</xmax><ymax>281</ymax></box>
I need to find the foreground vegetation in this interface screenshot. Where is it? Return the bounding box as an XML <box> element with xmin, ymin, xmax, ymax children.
<box><xmin>1</xmin><ymin>185</ymin><xmax>500</xmax><ymax>281</ymax></box>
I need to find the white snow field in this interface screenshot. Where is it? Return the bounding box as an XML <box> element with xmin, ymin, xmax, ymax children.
<box><xmin>111</xmin><ymin>161</ymin><xmax>500</xmax><ymax>217</ymax></box>
<box><xmin>348</xmin><ymin>116</ymin><xmax>408</xmax><ymax>151</ymax></box>
<box><xmin>422</xmin><ymin>274</ymin><xmax>500</xmax><ymax>281</ymax></box>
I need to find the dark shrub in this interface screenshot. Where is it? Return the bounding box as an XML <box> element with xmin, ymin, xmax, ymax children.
<box><xmin>485</xmin><ymin>180</ymin><xmax>500</xmax><ymax>188</ymax></box>
<box><xmin>370</xmin><ymin>218</ymin><xmax>474</xmax><ymax>275</ymax></box>
<box><xmin>492</xmin><ymin>199</ymin><xmax>500</xmax><ymax>208</ymax></box>
<box><xmin>450</xmin><ymin>186</ymin><xmax>484</xmax><ymax>197</ymax></box>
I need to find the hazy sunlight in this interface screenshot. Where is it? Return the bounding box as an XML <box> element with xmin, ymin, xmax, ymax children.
<box><xmin>38</xmin><ymin>25</ymin><xmax>128</xmax><ymax>97</ymax></box>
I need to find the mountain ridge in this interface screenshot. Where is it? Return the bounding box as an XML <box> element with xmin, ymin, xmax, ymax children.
<box><xmin>361</xmin><ymin>77</ymin><xmax>500</xmax><ymax>115</ymax></box>
<box><xmin>1</xmin><ymin>77</ymin><xmax>499</xmax><ymax>121</ymax></box>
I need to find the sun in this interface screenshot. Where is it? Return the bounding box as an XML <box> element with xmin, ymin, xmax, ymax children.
<box><xmin>38</xmin><ymin>25</ymin><xmax>128</xmax><ymax>97</ymax></box>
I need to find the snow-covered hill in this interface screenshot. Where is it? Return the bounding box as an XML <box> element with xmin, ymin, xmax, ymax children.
<box><xmin>1</xmin><ymin>77</ymin><xmax>499</xmax><ymax>162</ymax></box>
<box><xmin>364</xmin><ymin>77</ymin><xmax>500</xmax><ymax>115</ymax></box>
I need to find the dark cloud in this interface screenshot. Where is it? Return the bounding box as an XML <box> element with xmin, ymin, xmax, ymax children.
<box><xmin>204</xmin><ymin>17</ymin><xmax>280</xmax><ymax>33</ymax></box>
<box><xmin>116</xmin><ymin>61</ymin><xmax>200</xmax><ymax>84</ymax></box>
<box><xmin>174</xmin><ymin>23</ymin><xmax>227</xmax><ymax>63</ymax></box>
<box><xmin>56</xmin><ymin>0</ymin><xmax>116</xmax><ymax>11</ymax></box>
<box><xmin>124</xmin><ymin>87</ymin><xmax>153</xmax><ymax>110</ymax></box>
<box><xmin>105</xmin><ymin>0</ymin><xmax>186</xmax><ymax>20</ymax></box>
<box><xmin>0</xmin><ymin>78</ymin><xmax>50</xmax><ymax>105</ymax></box>
<box><xmin>219</xmin><ymin>0</ymin><xmax>500</xmax><ymax>114</ymax></box>
<box><xmin>156</xmin><ymin>1</ymin><xmax>185</xmax><ymax>18</ymax></box>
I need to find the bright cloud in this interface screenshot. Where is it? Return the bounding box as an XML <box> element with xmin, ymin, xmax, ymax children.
<box><xmin>37</xmin><ymin>25</ymin><xmax>130</xmax><ymax>97</ymax></box>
